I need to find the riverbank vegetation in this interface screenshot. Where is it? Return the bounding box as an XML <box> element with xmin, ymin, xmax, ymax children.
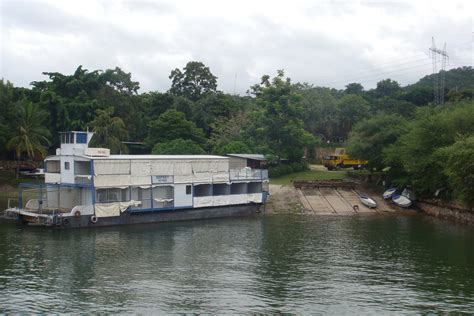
<box><xmin>0</xmin><ymin>63</ymin><xmax>472</xmax><ymax>203</ymax></box>
<box><xmin>270</xmin><ymin>168</ymin><xmax>346</xmax><ymax>185</ymax></box>
<box><xmin>348</xmin><ymin>101</ymin><xmax>474</xmax><ymax>205</ymax></box>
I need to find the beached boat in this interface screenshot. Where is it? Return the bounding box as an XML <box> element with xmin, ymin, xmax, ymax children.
<box><xmin>391</xmin><ymin>188</ymin><xmax>415</xmax><ymax>208</ymax></box>
<box><xmin>383</xmin><ymin>188</ymin><xmax>397</xmax><ymax>199</ymax></box>
<box><xmin>391</xmin><ymin>194</ymin><xmax>413</xmax><ymax>208</ymax></box>
<box><xmin>3</xmin><ymin>131</ymin><xmax>269</xmax><ymax>228</ymax></box>
<box><xmin>358</xmin><ymin>193</ymin><xmax>377</xmax><ymax>208</ymax></box>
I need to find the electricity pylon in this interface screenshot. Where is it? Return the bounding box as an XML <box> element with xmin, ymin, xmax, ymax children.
<box><xmin>429</xmin><ymin>37</ymin><xmax>449</xmax><ymax>105</ymax></box>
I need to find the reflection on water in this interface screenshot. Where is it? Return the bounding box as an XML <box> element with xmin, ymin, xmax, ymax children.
<box><xmin>0</xmin><ymin>214</ymin><xmax>474</xmax><ymax>313</ymax></box>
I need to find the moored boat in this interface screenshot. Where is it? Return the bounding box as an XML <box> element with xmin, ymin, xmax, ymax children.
<box><xmin>3</xmin><ymin>131</ymin><xmax>269</xmax><ymax>228</ymax></box>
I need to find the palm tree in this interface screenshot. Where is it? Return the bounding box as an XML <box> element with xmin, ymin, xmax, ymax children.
<box><xmin>7</xmin><ymin>100</ymin><xmax>51</xmax><ymax>177</ymax></box>
<box><xmin>89</xmin><ymin>107</ymin><xmax>128</xmax><ymax>154</ymax></box>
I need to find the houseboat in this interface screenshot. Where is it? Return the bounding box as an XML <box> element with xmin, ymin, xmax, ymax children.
<box><xmin>3</xmin><ymin>131</ymin><xmax>269</xmax><ymax>228</ymax></box>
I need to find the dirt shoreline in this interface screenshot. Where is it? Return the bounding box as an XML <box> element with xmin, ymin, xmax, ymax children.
<box><xmin>264</xmin><ymin>184</ymin><xmax>304</xmax><ymax>214</ymax></box>
<box><xmin>268</xmin><ymin>179</ymin><xmax>421</xmax><ymax>214</ymax></box>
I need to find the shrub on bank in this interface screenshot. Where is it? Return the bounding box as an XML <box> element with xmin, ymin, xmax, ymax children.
<box><xmin>268</xmin><ymin>162</ymin><xmax>309</xmax><ymax>178</ymax></box>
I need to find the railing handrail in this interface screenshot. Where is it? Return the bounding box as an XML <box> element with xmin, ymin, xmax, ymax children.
<box><xmin>229</xmin><ymin>168</ymin><xmax>268</xmax><ymax>180</ymax></box>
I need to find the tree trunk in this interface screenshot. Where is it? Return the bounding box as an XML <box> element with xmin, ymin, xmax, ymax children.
<box><xmin>16</xmin><ymin>157</ymin><xmax>20</xmax><ymax>179</ymax></box>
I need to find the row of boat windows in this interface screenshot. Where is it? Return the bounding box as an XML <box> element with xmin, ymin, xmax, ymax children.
<box><xmin>60</xmin><ymin>132</ymin><xmax>87</xmax><ymax>144</ymax></box>
<box><xmin>95</xmin><ymin>183</ymin><xmax>263</xmax><ymax>203</ymax></box>
<box><xmin>45</xmin><ymin>161</ymin><xmax>90</xmax><ymax>174</ymax></box>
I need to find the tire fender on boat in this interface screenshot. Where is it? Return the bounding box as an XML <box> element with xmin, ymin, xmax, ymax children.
<box><xmin>74</xmin><ymin>210</ymin><xmax>81</xmax><ymax>218</ymax></box>
<box><xmin>62</xmin><ymin>217</ymin><xmax>70</xmax><ymax>226</ymax></box>
<box><xmin>46</xmin><ymin>216</ymin><xmax>53</xmax><ymax>225</ymax></box>
<box><xmin>90</xmin><ymin>215</ymin><xmax>98</xmax><ymax>224</ymax></box>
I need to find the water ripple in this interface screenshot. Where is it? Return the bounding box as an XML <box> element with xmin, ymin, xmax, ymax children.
<box><xmin>1</xmin><ymin>214</ymin><xmax>474</xmax><ymax>313</ymax></box>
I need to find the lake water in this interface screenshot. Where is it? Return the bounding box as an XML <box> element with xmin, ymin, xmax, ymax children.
<box><xmin>1</xmin><ymin>213</ymin><xmax>474</xmax><ymax>313</ymax></box>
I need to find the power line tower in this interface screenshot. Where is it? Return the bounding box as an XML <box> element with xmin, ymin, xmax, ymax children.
<box><xmin>429</xmin><ymin>37</ymin><xmax>449</xmax><ymax>105</ymax></box>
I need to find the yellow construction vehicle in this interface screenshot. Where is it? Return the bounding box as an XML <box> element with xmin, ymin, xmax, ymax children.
<box><xmin>322</xmin><ymin>148</ymin><xmax>368</xmax><ymax>170</ymax></box>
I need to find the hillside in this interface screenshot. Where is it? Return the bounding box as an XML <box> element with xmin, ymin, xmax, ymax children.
<box><xmin>405</xmin><ymin>66</ymin><xmax>474</xmax><ymax>91</ymax></box>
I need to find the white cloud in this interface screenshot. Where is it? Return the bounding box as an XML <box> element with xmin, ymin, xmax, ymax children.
<box><xmin>0</xmin><ymin>0</ymin><xmax>472</xmax><ymax>93</ymax></box>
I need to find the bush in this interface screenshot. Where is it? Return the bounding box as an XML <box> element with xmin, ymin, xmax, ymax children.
<box><xmin>268</xmin><ymin>162</ymin><xmax>309</xmax><ymax>178</ymax></box>
<box><xmin>438</xmin><ymin>135</ymin><xmax>474</xmax><ymax>206</ymax></box>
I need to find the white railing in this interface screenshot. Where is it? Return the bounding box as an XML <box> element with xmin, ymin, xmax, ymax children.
<box><xmin>25</xmin><ymin>199</ymin><xmax>48</xmax><ymax>210</ymax></box>
<box><xmin>229</xmin><ymin>169</ymin><xmax>268</xmax><ymax>181</ymax></box>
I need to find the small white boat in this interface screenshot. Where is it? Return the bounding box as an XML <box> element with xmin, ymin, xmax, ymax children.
<box><xmin>391</xmin><ymin>194</ymin><xmax>413</xmax><ymax>208</ymax></box>
<box><xmin>359</xmin><ymin>193</ymin><xmax>377</xmax><ymax>208</ymax></box>
<box><xmin>383</xmin><ymin>188</ymin><xmax>397</xmax><ymax>199</ymax></box>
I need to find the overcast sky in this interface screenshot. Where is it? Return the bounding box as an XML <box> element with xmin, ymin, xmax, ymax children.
<box><xmin>0</xmin><ymin>0</ymin><xmax>472</xmax><ymax>94</ymax></box>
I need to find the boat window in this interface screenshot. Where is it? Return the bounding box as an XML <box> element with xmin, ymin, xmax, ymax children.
<box><xmin>64</xmin><ymin>162</ymin><xmax>70</xmax><ymax>170</ymax></box>
<box><xmin>108</xmin><ymin>189</ymin><xmax>121</xmax><ymax>202</ymax></box>
<box><xmin>46</xmin><ymin>161</ymin><xmax>60</xmax><ymax>173</ymax></box>
<box><xmin>248</xmin><ymin>182</ymin><xmax>262</xmax><ymax>193</ymax></box>
<box><xmin>213</xmin><ymin>183</ymin><xmax>230</xmax><ymax>196</ymax></box>
<box><xmin>76</xmin><ymin>132</ymin><xmax>87</xmax><ymax>144</ymax></box>
<box><xmin>97</xmin><ymin>190</ymin><xmax>107</xmax><ymax>203</ymax></box>
<box><xmin>61</xmin><ymin>132</ymin><xmax>74</xmax><ymax>144</ymax></box>
<box><xmin>96</xmin><ymin>188</ymin><xmax>128</xmax><ymax>203</ymax></box>
<box><xmin>194</xmin><ymin>184</ymin><xmax>212</xmax><ymax>197</ymax></box>
<box><xmin>186</xmin><ymin>185</ymin><xmax>191</xmax><ymax>195</ymax></box>
<box><xmin>231</xmin><ymin>183</ymin><xmax>246</xmax><ymax>194</ymax></box>
<box><xmin>74</xmin><ymin>161</ymin><xmax>91</xmax><ymax>175</ymax></box>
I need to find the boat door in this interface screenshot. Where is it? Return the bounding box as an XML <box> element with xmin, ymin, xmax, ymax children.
<box><xmin>174</xmin><ymin>184</ymin><xmax>193</xmax><ymax>208</ymax></box>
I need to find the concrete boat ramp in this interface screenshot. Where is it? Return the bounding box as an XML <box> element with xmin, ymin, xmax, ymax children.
<box><xmin>294</xmin><ymin>180</ymin><xmax>393</xmax><ymax>215</ymax></box>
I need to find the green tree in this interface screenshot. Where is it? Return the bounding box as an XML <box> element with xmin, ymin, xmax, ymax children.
<box><xmin>439</xmin><ymin>135</ymin><xmax>474</xmax><ymax>206</ymax></box>
<box><xmin>338</xmin><ymin>94</ymin><xmax>370</xmax><ymax>136</ymax></box>
<box><xmin>250</xmin><ymin>70</ymin><xmax>317</xmax><ymax>161</ymax></box>
<box><xmin>375</xmin><ymin>79</ymin><xmax>401</xmax><ymax>98</ymax></box>
<box><xmin>7</xmin><ymin>100</ymin><xmax>51</xmax><ymax>177</ymax></box>
<box><xmin>102</xmin><ymin>67</ymin><xmax>140</xmax><ymax>95</ymax></box>
<box><xmin>216</xmin><ymin>141</ymin><xmax>252</xmax><ymax>155</ymax></box>
<box><xmin>142</xmin><ymin>92</ymin><xmax>174</xmax><ymax>119</ymax></box>
<box><xmin>209</xmin><ymin>113</ymin><xmax>248</xmax><ymax>154</ymax></box>
<box><xmin>152</xmin><ymin>139</ymin><xmax>205</xmax><ymax>155</ymax></box>
<box><xmin>169</xmin><ymin>61</ymin><xmax>218</xmax><ymax>101</ymax></box>
<box><xmin>344</xmin><ymin>82</ymin><xmax>364</xmax><ymax>95</ymax></box>
<box><xmin>38</xmin><ymin>91</ymin><xmax>70</xmax><ymax>148</ymax></box>
<box><xmin>89</xmin><ymin>107</ymin><xmax>128</xmax><ymax>154</ymax></box>
<box><xmin>173</xmin><ymin>96</ymin><xmax>194</xmax><ymax>119</ymax></box>
<box><xmin>384</xmin><ymin>102</ymin><xmax>474</xmax><ymax>196</ymax></box>
<box><xmin>402</xmin><ymin>87</ymin><xmax>433</xmax><ymax>106</ymax></box>
<box><xmin>146</xmin><ymin>109</ymin><xmax>206</xmax><ymax>147</ymax></box>
<box><xmin>447</xmin><ymin>88</ymin><xmax>474</xmax><ymax>103</ymax></box>
<box><xmin>0</xmin><ymin>80</ymin><xmax>20</xmax><ymax>157</ymax></box>
<box><xmin>193</xmin><ymin>92</ymin><xmax>241</xmax><ymax>136</ymax></box>
<box><xmin>31</xmin><ymin>65</ymin><xmax>142</xmax><ymax>148</ymax></box>
<box><xmin>372</xmin><ymin>97</ymin><xmax>416</xmax><ymax>118</ymax></box>
<box><xmin>295</xmin><ymin>84</ymin><xmax>339</xmax><ymax>140</ymax></box>
<box><xmin>347</xmin><ymin>113</ymin><xmax>408</xmax><ymax>171</ymax></box>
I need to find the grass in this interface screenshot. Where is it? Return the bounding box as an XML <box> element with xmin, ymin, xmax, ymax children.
<box><xmin>270</xmin><ymin>168</ymin><xmax>347</xmax><ymax>185</ymax></box>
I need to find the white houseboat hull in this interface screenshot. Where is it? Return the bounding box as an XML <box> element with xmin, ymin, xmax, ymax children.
<box><xmin>5</xmin><ymin>204</ymin><xmax>263</xmax><ymax>228</ymax></box>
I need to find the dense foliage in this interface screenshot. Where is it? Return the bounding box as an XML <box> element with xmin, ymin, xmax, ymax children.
<box><xmin>349</xmin><ymin>101</ymin><xmax>474</xmax><ymax>205</ymax></box>
<box><xmin>0</xmin><ymin>62</ymin><xmax>473</xmax><ymax>202</ymax></box>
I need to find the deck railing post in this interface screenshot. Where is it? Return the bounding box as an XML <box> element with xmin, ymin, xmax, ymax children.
<box><xmin>18</xmin><ymin>185</ymin><xmax>22</xmax><ymax>209</ymax></box>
